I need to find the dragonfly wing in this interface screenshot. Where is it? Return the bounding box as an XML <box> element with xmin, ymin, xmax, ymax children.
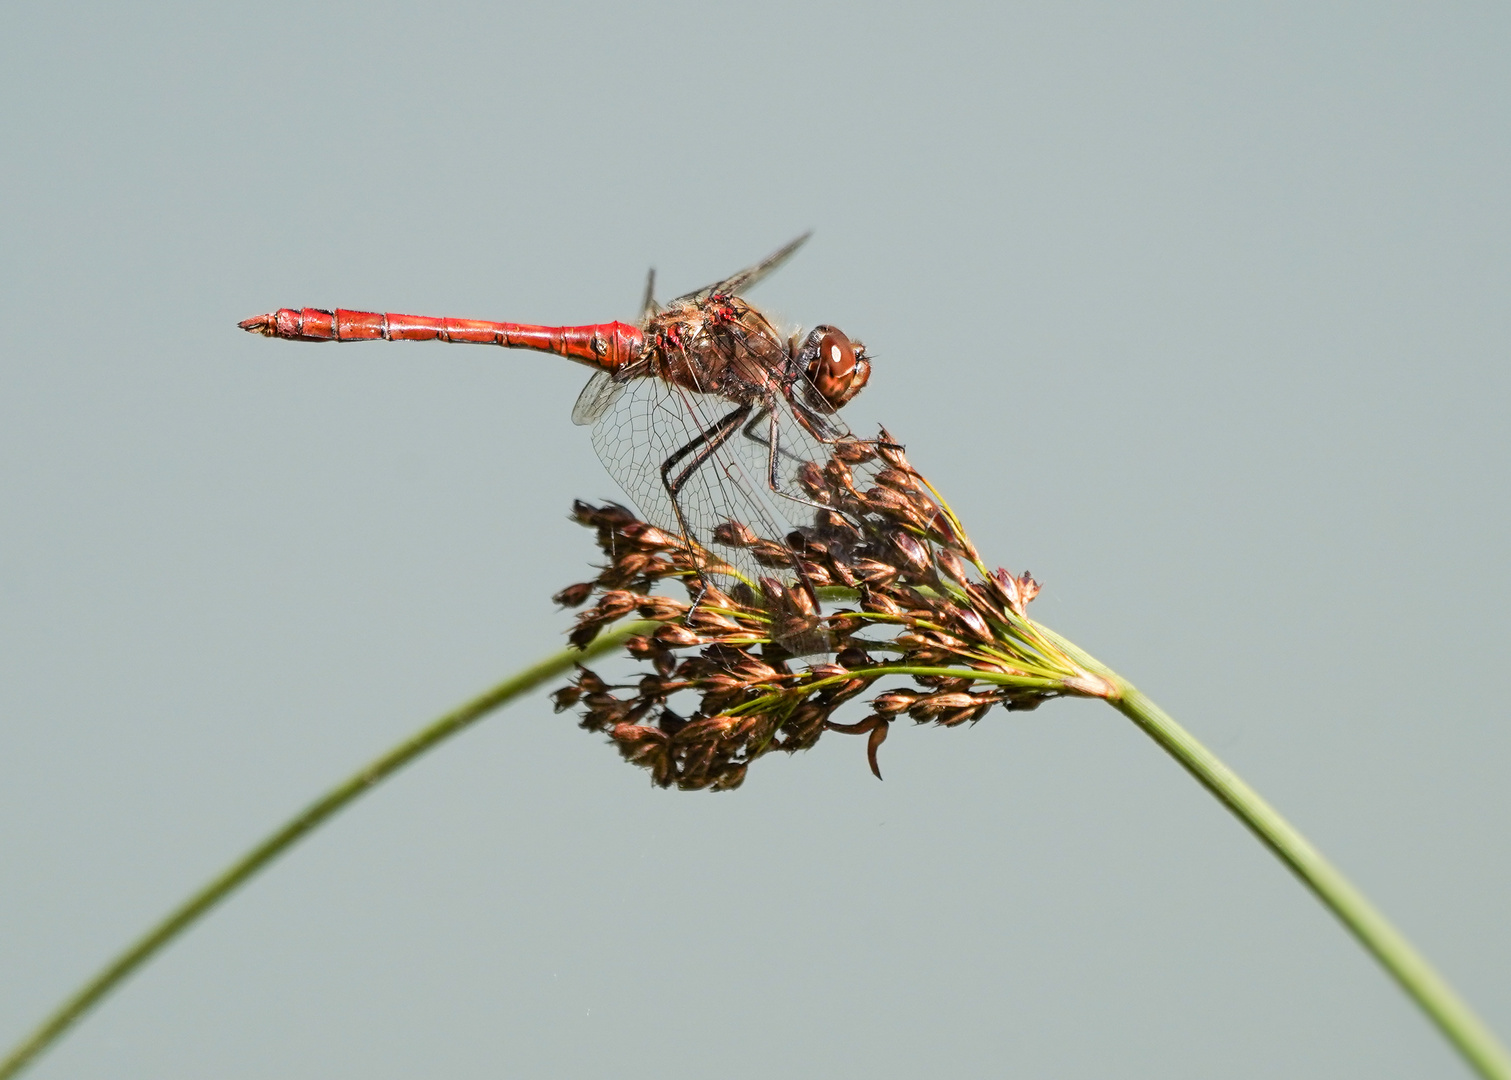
<box><xmin>571</xmin><ymin>370</ymin><xmax>625</xmax><ymax>427</ymax></box>
<box><xmin>639</xmin><ymin>267</ymin><xmax>660</xmax><ymax>319</ymax></box>
<box><xmin>673</xmin><ymin>232</ymin><xmax>812</xmax><ymax>303</ymax></box>
<box><xmin>586</xmin><ymin>376</ymin><xmax>763</xmax><ymax>548</ymax></box>
<box><xmin>587</xmin><ymin>376</ymin><xmax>837</xmax><ymax>653</ymax></box>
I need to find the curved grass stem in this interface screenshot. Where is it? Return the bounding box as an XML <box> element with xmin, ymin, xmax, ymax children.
<box><xmin>0</xmin><ymin>620</ymin><xmax>655</xmax><ymax>1080</ymax></box>
<box><xmin>1036</xmin><ymin>626</ymin><xmax>1511</xmax><ymax>1080</ymax></box>
<box><xmin>6</xmin><ymin>607</ymin><xmax>1505</xmax><ymax>1080</ymax></box>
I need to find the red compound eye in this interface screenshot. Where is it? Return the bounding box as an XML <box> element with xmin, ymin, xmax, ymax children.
<box><xmin>805</xmin><ymin>327</ymin><xmax>870</xmax><ymax>412</ymax></box>
<box><xmin>817</xmin><ymin>329</ymin><xmax>856</xmax><ymax>382</ymax></box>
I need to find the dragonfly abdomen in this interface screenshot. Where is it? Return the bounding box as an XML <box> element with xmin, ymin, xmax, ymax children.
<box><xmin>238</xmin><ymin>307</ymin><xmax>644</xmax><ymax>371</ymax></box>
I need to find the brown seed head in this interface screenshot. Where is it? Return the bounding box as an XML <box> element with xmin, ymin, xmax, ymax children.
<box><xmin>712</xmin><ymin>521</ymin><xmax>758</xmax><ymax>548</ymax></box>
<box><xmin>796</xmin><ymin>460</ymin><xmax>831</xmax><ymax>501</ymax></box>
<box><xmin>888</xmin><ymin>530</ymin><xmax>932</xmax><ymax>576</ymax></box>
<box><xmin>872</xmin><ymin>689</ymin><xmax>922</xmax><ymax>715</ymax></box>
<box><xmin>553</xmin><ymin>434</ymin><xmax>1083</xmax><ymax>788</ymax></box>
<box><xmin>620</xmin><ymin>522</ymin><xmax>679</xmax><ymax>548</ymax></box>
<box><xmin>638</xmin><ymin>595</ymin><xmax>690</xmax><ymax>620</ymax></box>
<box><xmin>833</xmin><ymin>440</ymin><xmax>877</xmax><ymax>465</ymax></box>
<box><xmin>552</xmin><ymin>581</ymin><xmax>594</xmax><ymax>608</ymax></box>
<box><xmin>596</xmin><ymin>590</ymin><xmax>640</xmax><ymax>620</ymax></box>
<box><xmin>653</xmin><ymin>624</ymin><xmax>707</xmax><ymax>648</ymax></box>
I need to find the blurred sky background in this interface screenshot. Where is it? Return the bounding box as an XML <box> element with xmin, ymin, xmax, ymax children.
<box><xmin>1</xmin><ymin>2</ymin><xmax>1507</xmax><ymax>1077</ymax></box>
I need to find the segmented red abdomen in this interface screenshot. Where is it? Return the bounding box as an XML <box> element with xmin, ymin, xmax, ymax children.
<box><xmin>238</xmin><ymin>307</ymin><xmax>644</xmax><ymax>373</ymax></box>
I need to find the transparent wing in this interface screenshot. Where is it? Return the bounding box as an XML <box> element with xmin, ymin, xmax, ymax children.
<box><xmin>674</xmin><ymin>232</ymin><xmax>812</xmax><ymax>303</ymax></box>
<box><xmin>640</xmin><ymin>267</ymin><xmax>660</xmax><ymax>319</ymax></box>
<box><xmin>571</xmin><ymin>370</ymin><xmax>625</xmax><ymax>427</ymax></box>
<box><xmin>588</xmin><ymin>372</ymin><xmax>850</xmax><ymax>652</ymax></box>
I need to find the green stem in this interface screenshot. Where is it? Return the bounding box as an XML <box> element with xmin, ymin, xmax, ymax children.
<box><xmin>0</xmin><ymin>620</ymin><xmax>655</xmax><ymax>1080</ymax></box>
<box><xmin>1045</xmin><ymin>625</ymin><xmax>1510</xmax><ymax>1079</ymax></box>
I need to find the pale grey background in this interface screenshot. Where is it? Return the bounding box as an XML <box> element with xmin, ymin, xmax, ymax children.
<box><xmin>1</xmin><ymin>3</ymin><xmax>1507</xmax><ymax>1077</ymax></box>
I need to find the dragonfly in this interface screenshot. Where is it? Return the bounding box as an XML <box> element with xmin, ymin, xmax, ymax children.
<box><xmin>239</xmin><ymin>234</ymin><xmax>873</xmax><ymax>651</ymax></box>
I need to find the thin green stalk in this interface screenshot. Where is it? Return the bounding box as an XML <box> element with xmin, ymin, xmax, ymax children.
<box><xmin>0</xmin><ymin>620</ymin><xmax>655</xmax><ymax>1080</ymax></box>
<box><xmin>1038</xmin><ymin>627</ymin><xmax>1511</xmax><ymax>1080</ymax></box>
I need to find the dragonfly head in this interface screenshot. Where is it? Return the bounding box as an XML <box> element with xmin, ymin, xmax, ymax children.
<box><xmin>797</xmin><ymin>325</ymin><xmax>871</xmax><ymax>413</ymax></box>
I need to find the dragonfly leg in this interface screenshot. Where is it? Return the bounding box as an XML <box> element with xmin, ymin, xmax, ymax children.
<box><xmin>753</xmin><ymin>401</ymin><xmax>867</xmax><ymax>537</ymax></box>
<box><xmin>740</xmin><ymin>407</ymin><xmax>771</xmax><ymax>448</ymax></box>
<box><xmin>661</xmin><ymin>404</ymin><xmax>752</xmax><ymax>496</ymax></box>
<box><xmin>740</xmin><ymin>407</ymin><xmax>809</xmax><ymax>470</ymax></box>
<box><xmin>783</xmin><ymin>394</ymin><xmax>906</xmax><ymax>459</ymax></box>
<box><xmin>659</xmin><ymin>404</ymin><xmax>753</xmax><ymax>616</ymax></box>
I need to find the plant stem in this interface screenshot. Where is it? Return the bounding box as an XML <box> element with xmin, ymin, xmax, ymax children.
<box><xmin>0</xmin><ymin>620</ymin><xmax>655</xmax><ymax>1080</ymax></box>
<box><xmin>7</xmin><ymin>614</ymin><xmax>1505</xmax><ymax>1079</ymax></box>
<box><xmin>1039</xmin><ymin>626</ymin><xmax>1510</xmax><ymax>1080</ymax></box>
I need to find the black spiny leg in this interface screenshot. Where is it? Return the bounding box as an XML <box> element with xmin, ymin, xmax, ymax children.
<box><xmin>662</xmin><ymin>404</ymin><xmax>752</xmax><ymax>498</ymax></box>
<box><xmin>740</xmin><ymin>406</ymin><xmax>807</xmax><ymax>472</ymax></box>
<box><xmin>750</xmin><ymin>400</ymin><xmax>857</xmax><ymax>530</ymax></box>
<box><xmin>659</xmin><ymin>403</ymin><xmax>753</xmax><ymax>613</ymax></box>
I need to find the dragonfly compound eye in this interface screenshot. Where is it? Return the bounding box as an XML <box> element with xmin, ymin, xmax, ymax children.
<box><xmin>803</xmin><ymin>326</ymin><xmax>871</xmax><ymax>412</ymax></box>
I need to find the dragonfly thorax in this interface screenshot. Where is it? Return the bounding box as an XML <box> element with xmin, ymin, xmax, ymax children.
<box><xmin>644</xmin><ymin>294</ymin><xmax>795</xmax><ymax>401</ymax></box>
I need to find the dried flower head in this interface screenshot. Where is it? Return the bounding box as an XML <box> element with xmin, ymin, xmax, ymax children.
<box><xmin>553</xmin><ymin>428</ymin><xmax>1112</xmax><ymax>789</ymax></box>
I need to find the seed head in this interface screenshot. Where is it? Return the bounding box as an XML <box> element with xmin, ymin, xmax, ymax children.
<box><xmin>551</xmin><ymin>427</ymin><xmax>1106</xmax><ymax>788</ymax></box>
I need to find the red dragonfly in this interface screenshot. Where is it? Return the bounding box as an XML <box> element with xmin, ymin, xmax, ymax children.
<box><xmin>240</xmin><ymin>234</ymin><xmax>872</xmax><ymax>650</ymax></box>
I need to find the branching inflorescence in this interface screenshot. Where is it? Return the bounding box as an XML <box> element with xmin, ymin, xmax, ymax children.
<box><xmin>551</xmin><ymin>429</ymin><xmax>1113</xmax><ymax>789</ymax></box>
